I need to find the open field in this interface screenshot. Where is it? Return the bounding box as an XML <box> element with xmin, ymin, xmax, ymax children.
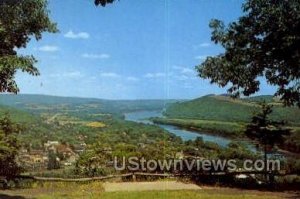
<box><xmin>152</xmin><ymin>117</ymin><xmax>245</xmax><ymax>137</ymax></box>
<box><xmin>0</xmin><ymin>181</ymin><xmax>298</xmax><ymax>199</ymax></box>
<box><xmin>103</xmin><ymin>181</ymin><xmax>201</xmax><ymax>192</ymax></box>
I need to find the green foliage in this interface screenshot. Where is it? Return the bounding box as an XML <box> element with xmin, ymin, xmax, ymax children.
<box><xmin>165</xmin><ymin>95</ymin><xmax>253</xmax><ymax>122</ymax></box>
<box><xmin>161</xmin><ymin>95</ymin><xmax>300</xmax><ymax>153</ymax></box>
<box><xmin>196</xmin><ymin>0</ymin><xmax>300</xmax><ymax>106</ymax></box>
<box><xmin>245</xmin><ymin>102</ymin><xmax>290</xmax><ymax>148</ymax></box>
<box><xmin>283</xmin><ymin>128</ymin><xmax>300</xmax><ymax>153</ymax></box>
<box><xmin>152</xmin><ymin>117</ymin><xmax>243</xmax><ymax>137</ymax></box>
<box><xmin>164</xmin><ymin>95</ymin><xmax>300</xmax><ymax>125</ymax></box>
<box><xmin>245</xmin><ymin>102</ymin><xmax>291</xmax><ymax>181</ymax></box>
<box><xmin>220</xmin><ymin>142</ymin><xmax>257</xmax><ymax>160</ymax></box>
<box><xmin>47</xmin><ymin>151</ymin><xmax>60</xmax><ymax>170</ymax></box>
<box><xmin>286</xmin><ymin>158</ymin><xmax>300</xmax><ymax>174</ymax></box>
<box><xmin>75</xmin><ymin>118</ymin><xmax>257</xmax><ymax>176</ymax></box>
<box><xmin>0</xmin><ymin>94</ymin><xmax>174</xmax><ymax>116</ymax></box>
<box><xmin>0</xmin><ymin>56</ymin><xmax>38</xmax><ymax>93</ymax></box>
<box><xmin>0</xmin><ymin>104</ymin><xmax>37</xmax><ymax>124</ymax></box>
<box><xmin>0</xmin><ymin>94</ymin><xmax>178</xmax><ymax>149</ymax></box>
<box><xmin>0</xmin><ymin>113</ymin><xmax>23</xmax><ymax>178</ymax></box>
<box><xmin>75</xmin><ymin>121</ymin><xmax>182</xmax><ymax>176</ymax></box>
<box><xmin>0</xmin><ymin>0</ymin><xmax>57</xmax><ymax>93</ymax></box>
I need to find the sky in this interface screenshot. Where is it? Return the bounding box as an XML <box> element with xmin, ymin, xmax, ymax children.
<box><xmin>16</xmin><ymin>0</ymin><xmax>276</xmax><ymax>100</ymax></box>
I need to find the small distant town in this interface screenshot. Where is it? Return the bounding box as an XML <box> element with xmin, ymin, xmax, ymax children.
<box><xmin>17</xmin><ymin>141</ymin><xmax>87</xmax><ymax>171</ymax></box>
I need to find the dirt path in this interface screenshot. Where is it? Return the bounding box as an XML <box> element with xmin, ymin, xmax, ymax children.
<box><xmin>103</xmin><ymin>181</ymin><xmax>201</xmax><ymax>192</ymax></box>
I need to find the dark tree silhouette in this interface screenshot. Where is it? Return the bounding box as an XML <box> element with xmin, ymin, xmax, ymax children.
<box><xmin>245</xmin><ymin>102</ymin><xmax>290</xmax><ymax>181</ymax></box>
<box><xmin>94</xmin><ymin>0</ymin><xmax>116</xmax><ymax>6</ymax></box>
<box><xmin>0</xmin><ymin>0</ymin><xmax>57</xmax><ymax>93</ymax></box>
<box><xmin>196</xmin><ymin>0</ymin><xmax>300</xmax><ymax>107</ymax></box>
<box><xmin>47</xmin><ymin>151</ymin><xmax>60</xmax><ymax>170</ymax></box>
<box><xmin>0</xmin><ymin>114</ymin><xmax>23</xmax><ymax>181</ymax></box>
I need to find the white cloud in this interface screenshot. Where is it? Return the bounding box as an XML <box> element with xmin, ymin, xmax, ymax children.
<box><xmin>171</xmin><ymin>65</ymin><xmax>197</xmax><ymax>81</ymax></box>
<box><xmin>193</xmin><ymin>42</ymin><xmax>211</xmax><ymax>49</ymax></box>
<box><xmin>38</xmin><ymin>45</ymin><xmax>59</xmax><ymax>52</ymax></box>
<box><xmin>199</xmin><ymin>42</ymin><xmax>211</xmax><ymax>47</ymax></box>
<box><xmin>174</xmin><ymin>75</ymin><xmax>189</xmax><ymax>81</ymax></box>
<box><xmin>172</xmin><ymin>65</ymin><xmax>183</xmax><ymax>70</ymax></box>
<box><xmin>64</xmin><ymin>30</ymin><xmax>90</xmax><ymax>39</ymax></box>
<box><xmin>172</xmin><ymin>65</ymin><xmax>194</xmax><ymax>75</ymax></box>
<box><xmin>173</xmin><ymin>74</ymin><xmax>197</xmax><ymax>81</ymax></box>
<box><xmin>100</xmin><ymin>72</ymin><xmax>120</xmax><ymax>78</ymax></box>
<box><xmin>49</xmin><ymin>71</ymin><xmax>84</xmax><ymax>78</ymax></box>
<box><xmin>63</xmin><ymin>71</ymin><xmax>83</xmax><ymax>78</ymax></box>
<box><xmin>82</xmin><ymin>53</ymin><xmax>110</xmax><ymax>59</ymax></box>
<box><xmin>182</xmin><ymin>83</ymin><xmax>193</xmax><ymax>89</ymax></box>
<box><xmin>181</xmin><ymin>68</ymin><xmax>194</xmax><ymax>74</ymax></box>
<box><xmin>195</xmin><ymin>55</ymin><xmax>209</xmax><ymax>60</ymax></box>
<box><xmin>126</xmin><ymin>76</ymin><xmax>139</xmax><ymax>81</ymax></box>
<box><xmin>144</xmin><ymin>72</ymin><xmax>166</xmax><ymax>78</ymax></box>
<box><xmin>49</xmin><ymin>73</ymin><xmax>61</xmax><ymax>78</ymax></box>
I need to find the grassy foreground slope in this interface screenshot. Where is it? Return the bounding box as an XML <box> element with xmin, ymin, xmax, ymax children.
<box><xmin>0</xmin><ymin>181</ymin><xmax>288</xmax><ymax>199</ymax></box>
<box><xmin>28</xmin><ymin>191</ymin><xmax>285</xmax><ymax>199</ymax></box>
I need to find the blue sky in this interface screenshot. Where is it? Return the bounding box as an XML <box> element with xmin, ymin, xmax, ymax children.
<box><xmin>16</xmin><ymin>0</ymin><xmax>276</xmax><ymax>99</ymax></box>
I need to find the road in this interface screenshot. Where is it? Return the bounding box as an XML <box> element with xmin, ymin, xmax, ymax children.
<box><xmin>103</xmin><ymin>181</ymin><xmax>201</xmax><ymax>192</ymax></box>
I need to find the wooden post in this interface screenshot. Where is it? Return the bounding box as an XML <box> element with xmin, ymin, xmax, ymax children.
<box><xmin>132</xmin><ymin>173</ymin><xmax>136</xmax><ymax>182</ymax></box>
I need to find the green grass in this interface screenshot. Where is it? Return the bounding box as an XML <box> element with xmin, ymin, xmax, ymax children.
<box><xmin>152</xmin><ymin>117</ymin><xmax>245</xmax><ymax>137</ymax></box>
<box><xmin>2</xmin><ymin>182</ymin><xmax>283</xmax><ymax>199</ymax></box>
<box><xmin>6</xmin><ymin>190</ymin><xmax>283</xmax><ymax>199</ymax></box>
<box><xmin>0</xmin><ymin>181</ymin><xmax>292</xmax><ymax>199</ymax></box>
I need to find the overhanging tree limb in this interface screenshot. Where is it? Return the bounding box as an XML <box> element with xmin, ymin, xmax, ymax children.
<box><xmin>0</xmin><ymin>0</ymin><xmax>57</xmax><ymax>93</ymax></box>
<box><xmin>196</xmin><ymin>0</ymin><xmax>300</xmax><ymax>107</ymax></box>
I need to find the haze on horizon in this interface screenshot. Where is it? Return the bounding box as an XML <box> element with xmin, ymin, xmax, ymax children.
<box><xmin>16</xmin><ymin>0</ymin><xmax>276</xmax><ymax>100</ymax></box>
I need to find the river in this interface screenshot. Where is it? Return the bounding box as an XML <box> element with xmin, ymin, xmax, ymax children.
<box><xmin>124</xmin><ymin>110</ymin><xmax>232</xmax><ymax>147</ymax></box>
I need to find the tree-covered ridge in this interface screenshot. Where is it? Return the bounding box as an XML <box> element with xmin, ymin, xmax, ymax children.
<box><xmin>0</xmin><ymin>94</ymin><xmax>176</xmax><ymax>149</ymax></box>
<box><xmin>164</xmin><ymin>95</ymin><xmax>300</xmax><ymax>125</ymax></box>
<box><xmin>156</xmin><ymin>95</ymin><xmax>300</xmax><ymax>154</ymax></box>
<box><xmin>0</xmin><ymin>94</ymin><xmax>176</xmax><ymax>116</ymax></box>
<box><xmin>0</xmin><ymin>104</ymin><xmax>37</xmax><ymax>124</ymax></box>
<box><xmin>0</xmin><ymin>98</ymin><xmax>260</xmax><ymax>178</ymax></box>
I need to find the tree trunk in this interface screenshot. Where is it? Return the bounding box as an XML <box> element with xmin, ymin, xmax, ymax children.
<box><xmin>264</xmin><ymin>144</ymin><xmax>268</xmax><ymax>183</ymax></box>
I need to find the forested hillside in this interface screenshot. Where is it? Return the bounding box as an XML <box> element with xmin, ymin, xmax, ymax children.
<box><xmin>0</xmin><ymin>94</ymin><xmax>176</xmax><ymax>116</ymax></box>
<box><xmin>164</xmin><ymin>95</ymin><xmax>300</xmax><ymax>126</ymax></box>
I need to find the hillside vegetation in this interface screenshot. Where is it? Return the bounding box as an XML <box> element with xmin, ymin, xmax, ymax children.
<box><xmin>152</xmin><ymin>118</ymin><xmax>244</xmax><ymax>137</ymax></box>
<box><xmin>0</xmin><ymin>104</ymin><xmax>37</xmax><ymax>124</ymax></box>
<box><xmin>158</xmin><ymin>95</ymin><xmax>300</xmax><ymax>153</ymax></box>
<box><xmin>164</xmin><ymin>95</ymin><xmax>300</xmax><ymax>126</ymax></box>
<box><xmin>0</xmin><ymin>94</ymin><xmax>175</xmax><ymax>116</ymax></box>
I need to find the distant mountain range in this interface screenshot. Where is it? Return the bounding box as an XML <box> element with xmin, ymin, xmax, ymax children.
<box><xmin>0</xmin><ymin>94</ymin><xmax>178</xmax><ymax>115</ymax></box>
<box><xmin>1</xmin><ymin>93</ymin><xmax>299</xmax><ymax>125</ymax></box>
